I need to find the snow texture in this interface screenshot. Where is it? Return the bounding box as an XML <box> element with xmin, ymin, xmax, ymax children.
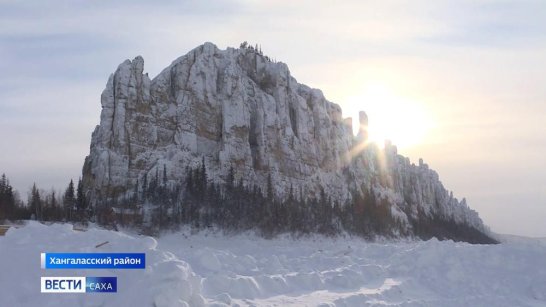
<box><xmin>0</xmin><ymin>222</ymin><xmax>205</xmax><ymax>307</ymax></box>
<box><xmin>1</xmin><ymin>223</ymin><xmax>545</xmax><ymax>306</ymax></box>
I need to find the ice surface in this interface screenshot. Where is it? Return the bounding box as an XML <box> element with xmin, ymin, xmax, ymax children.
<box><xmin>1</xmin><ymin>223</ymin><xmax>545</xmax><ymax>306</ymax></box>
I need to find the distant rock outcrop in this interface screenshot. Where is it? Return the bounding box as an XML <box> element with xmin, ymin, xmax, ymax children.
<box><xmin>82</xmin><ymin>42</ymin><xmax>495</xmax><ymax>243</ymax></box>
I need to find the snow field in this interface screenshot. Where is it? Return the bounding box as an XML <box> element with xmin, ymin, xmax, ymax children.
<box><xmin>1</xmin><ymin>223</ymin><xmax>546</xmax><ymax>306</ymax></box>
<box><xmin>160</xmin><ymin>230</ymin><xmax>546</xmax><ymax>306</ymax></box>
<box><xmin>0</xmin><ymin>222</ymin><xmax>205</xmax><ymax>307</ymax></box>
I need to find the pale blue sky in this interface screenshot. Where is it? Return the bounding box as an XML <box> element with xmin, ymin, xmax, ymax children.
<box><xmin>1</xmin><ymin>0</ymin><xmax>545</xmax><ymax>236</ymax></box>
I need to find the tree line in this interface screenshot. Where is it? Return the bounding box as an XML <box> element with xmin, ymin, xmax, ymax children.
<box><xmin>0</xmin><ymin>173</ymin><xmax>88</xmax><ymax>223</ymax></box>
<box><xmin>0</xmin><ymin>164</ymin><xmax>497</xmax><ymax>244</ymax></box>
<box><xmin>92</xmin><ymin>159</ymin><xmax>412</xmax><ymax>239</ymax></box>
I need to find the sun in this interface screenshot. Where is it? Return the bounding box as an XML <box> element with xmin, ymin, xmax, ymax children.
<box><xmin>345</xmin><ymin>82</ymin><xmax>433</xmax><ymax>149</ymax></box>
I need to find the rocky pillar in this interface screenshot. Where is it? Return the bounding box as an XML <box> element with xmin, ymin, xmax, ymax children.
<box><xmin>358</xmin><ymin>111</ymin><xmax>368</xmax><ymax>141</ymax></box>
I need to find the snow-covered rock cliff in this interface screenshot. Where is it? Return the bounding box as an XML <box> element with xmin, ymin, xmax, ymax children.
<box><xmin>82</xmin><ymin>42</ymin><xmax>491</xmax><ymax>239</ymax></box>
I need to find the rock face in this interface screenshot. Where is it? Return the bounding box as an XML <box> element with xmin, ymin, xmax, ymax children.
<box><xmin>83</xmin><ymin>42</ymin><xmax>489</xmax><ymax>237</ymax></box>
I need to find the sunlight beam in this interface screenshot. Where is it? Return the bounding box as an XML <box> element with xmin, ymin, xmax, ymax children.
<box><xmin>343</xmin><ymin>81</ymin><xmax>433</xmax><ymax>151</ymax></box>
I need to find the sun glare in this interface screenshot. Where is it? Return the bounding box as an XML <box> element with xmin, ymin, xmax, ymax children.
<box><xmin>345</xmin><ymin>82</ymin><xmax>433</xmax><ymax>149</ymax></box>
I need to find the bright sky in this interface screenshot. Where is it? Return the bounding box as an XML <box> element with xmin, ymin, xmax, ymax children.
<box><xmin>1</xmin><ymin>0</ymin><xmax>545</xmax><ymax>237</ymax></box>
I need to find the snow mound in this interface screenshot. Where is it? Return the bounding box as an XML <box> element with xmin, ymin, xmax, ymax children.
<box><xmin>0</xmin><ymin>222</ymin><xmax>205</xmax><ymax>307</ymax></box>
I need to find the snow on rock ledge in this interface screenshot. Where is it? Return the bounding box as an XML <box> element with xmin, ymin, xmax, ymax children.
<box><xmin>83</xmin><ymin>42</ymin><xmax>354</xmax><ymax>203</ymax></box>
<box><xmin>82</xmin><ymin>42</ymin><xmax>491</xmax><ymax>239</ymax></box>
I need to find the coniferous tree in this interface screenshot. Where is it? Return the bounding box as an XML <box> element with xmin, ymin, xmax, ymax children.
<box><xmin>141</xmin><ymin>173</ymin><xmax>148</xmax><ymax>201</ymax></box>
<box><xmin>266</xmin><ymin>174</ymin><xmax>273</xmax><ymax>200</ymax></box>
<box><xmin>45</xmin><ymin>190</ymin><xmax>59</xmax><ymax>221</ymax></box>
<box><xmin>29</xmin><ymin>183</ymin><xmax>42</xmax><ymax>221</ymax></box>
<box><xmin>200</xmin><ymin>157</ymin><xmax>207</xmax><ymax>192</ymax></box>
<box><xmin>227</xmin><ymin>166</ymin><xmax>235</xmax><ymax>192</ymax></box>
<box><xmin>63</xmin><ymin>180</ymin><xmax>76</xmax><ymax>221</ymax></box>
<box><xmin>163</xmin><ymin>165</ymin><xmax>168</xmax><ymax>186</ymax></box>
<box><xmin>0</xmin><ymin>173</ymin><xmax>15</xmax><ymax>220</ymax></box>
<box><xmin>76</xmin><ymin>178</ymin><xmax>87</xmax><ymax>221</ymax></box>
<box><xmin>133</xmin><ymin>179</ymin><xmax>139</xmax><ymax>203</ymax></box>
